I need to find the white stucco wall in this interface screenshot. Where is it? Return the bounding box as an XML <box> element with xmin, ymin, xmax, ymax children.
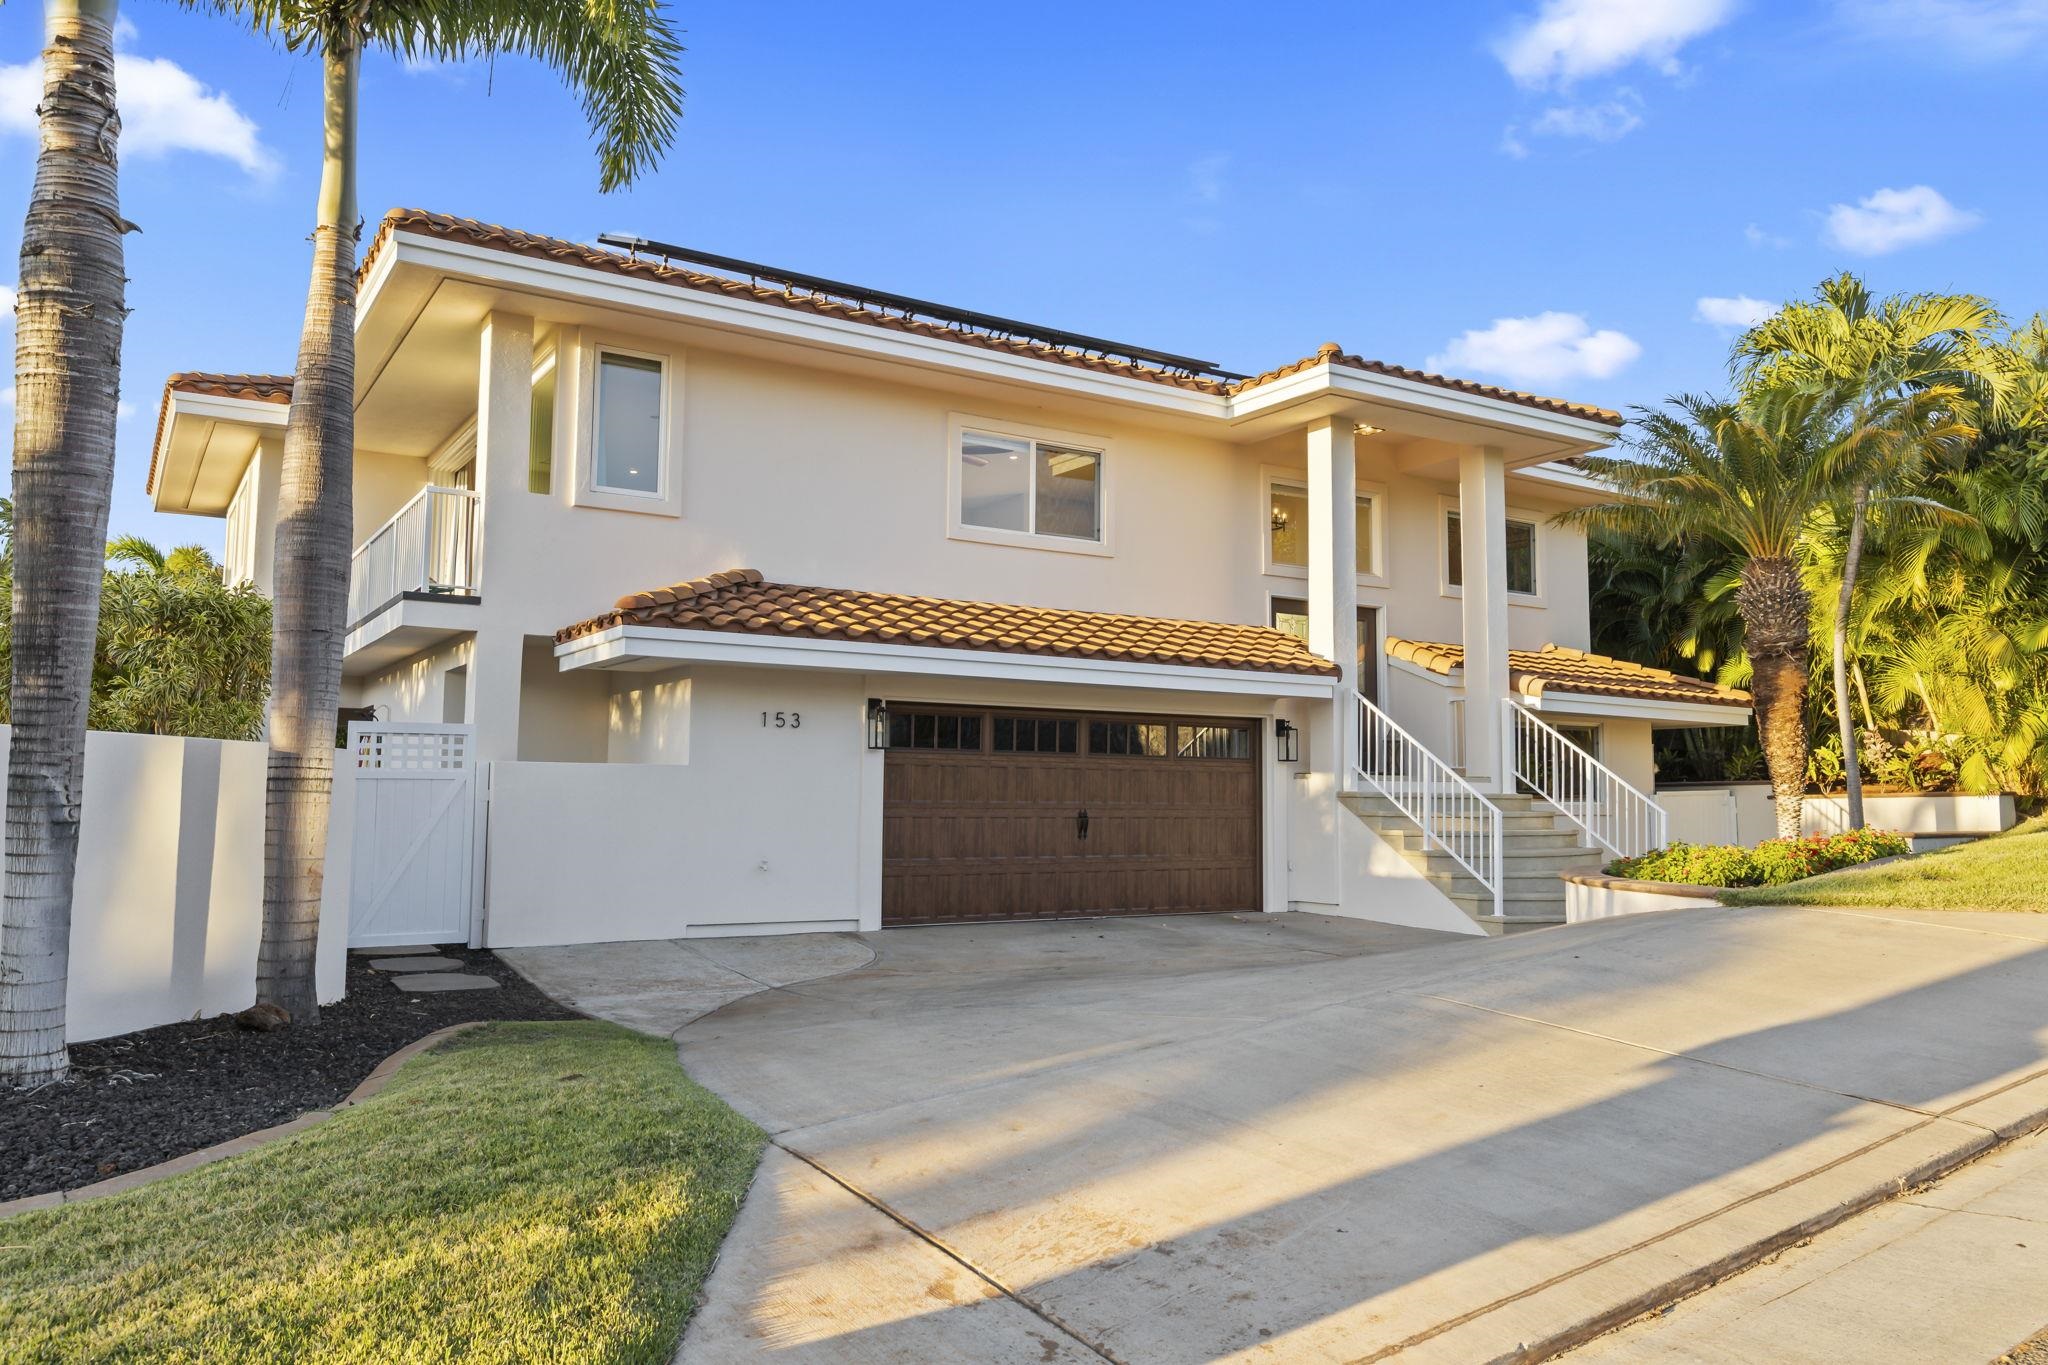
<box><xmin>481</xmin><ymin>665</ymin><xmax>869</xmax><ymax>945</ymax></box>
<box><xmin>1655</xmin><ymin>784</ymin><xmax>2016</xmax><ymax>848</ymax></box>
<box><xmin>0</xmin><ymin>727</ymin><xmax>351</xmax><ymax>1043</ymax></box>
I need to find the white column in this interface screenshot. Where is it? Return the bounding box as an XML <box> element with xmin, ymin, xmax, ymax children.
<box><xmin>1459</xmin><ymin>443</ymin><xmax>1512</xmax><ymax>791</ymax></box>
<box><xmin>468</xmin><ymin>311</ymin><xmax>534</xmax><ymax>763</ymax></box>
<box><xmin>1307</xmin><ymin>416</ymin><xmax>1359</xmax><ymax>790</ymax></box>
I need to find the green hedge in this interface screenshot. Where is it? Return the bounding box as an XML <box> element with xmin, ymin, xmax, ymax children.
<box><xmin>1607</xmin><ymin>828</ymin><xmax>1912</xmax><ymax>887</ymax></box>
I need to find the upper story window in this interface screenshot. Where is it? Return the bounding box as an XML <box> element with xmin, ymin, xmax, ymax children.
<box><xmin>1266</xmin><ymin>476</ymin><xmax>1379</xmax><ymax>579</ymax></box>
<box><xmin>594</xmin><ymin>351</ymin><xmax>665</xmax><ymax>495</ymax></box>
<box><xmin>959</xmin><ymin>428</ymin><xmax>1102</xmax><ymax>541</ymax></box>
<box><xmin>528</xmin><ymin>354</ymin><xmax>557</xmax><ymax>495</ymax></box>
<box><xmin>1445</xmin><ymin>510</ymin><xmax>1538</xmax><ymax>596</ymax></box>
<box><xmin>949</xmin><ymin>415</ymin><xmax>1111</xmax><ymax>555</ymax></box>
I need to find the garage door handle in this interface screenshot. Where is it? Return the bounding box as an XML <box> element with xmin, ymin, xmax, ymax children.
<box><xmin>1076</xmin><ymin>809</ymin><xmax>1089</xmax><ymax>840</ymax></box>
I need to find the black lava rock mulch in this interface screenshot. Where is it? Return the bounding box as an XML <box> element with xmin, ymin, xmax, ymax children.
<box><xmin>0</xmin><ymin>946</ymin><xmax>576</xmax><ymax>1203</ymax></box>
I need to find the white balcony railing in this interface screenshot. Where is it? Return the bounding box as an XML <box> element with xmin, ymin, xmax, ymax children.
<box><xmin>1355</xmin><ymin>690</ymin><xmax>1503</xmax><ymax>919</ymax></box>
<box><xmin>347</xmin><ymin>486</ymin><xmax>480</xmax><ymax>628</ymax></box>
<box><xmin>1506</xmin><ymin>699</ymin><xmax>1668</xmax><ymax>861</ymax></box>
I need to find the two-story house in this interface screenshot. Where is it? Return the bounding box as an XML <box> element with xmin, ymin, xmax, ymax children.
<box><xmin>149</xmin><ymin>209</ymin><xmax>1749</xmax><ymax>948</ymax></box>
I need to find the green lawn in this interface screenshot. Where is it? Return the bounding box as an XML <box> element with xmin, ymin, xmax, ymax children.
<box><xmin>0</xmin><ymin>1021</ymin><xmax>765</xmax><ymax>1364</ymax></box>
<box><xmin>1722</xmin><ymin>814</ymin><xmax>2048</xmax><ymax>911</ymax></box>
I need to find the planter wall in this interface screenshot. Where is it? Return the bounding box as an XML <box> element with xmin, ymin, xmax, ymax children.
<box><xmin>1564</xmin><ymin>873</ymin><xmax>1723</xmax><ymax>924</ymax></box>
<box><xmin>1656</xmin><ymin>784</ymin><xmax>2017</xmax><ymax>850</ymax></box>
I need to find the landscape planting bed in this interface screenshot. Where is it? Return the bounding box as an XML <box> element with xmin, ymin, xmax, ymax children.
<box><xmin>0</xmin><ymin>947</ymin><xmax>575</xmax><ymax>1202</ymax></box>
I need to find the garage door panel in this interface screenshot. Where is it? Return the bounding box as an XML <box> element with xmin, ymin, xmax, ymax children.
<box><xmin>883</xmin><ymin>708</ymin><xmax>1260</xmax><ymax>927</ymax></box>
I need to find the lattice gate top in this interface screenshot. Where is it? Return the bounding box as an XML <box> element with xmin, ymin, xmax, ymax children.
<box><xmin>348</xmin><ymin>722</ymin><xmax>472</xmax><ymax>773</ymax></box>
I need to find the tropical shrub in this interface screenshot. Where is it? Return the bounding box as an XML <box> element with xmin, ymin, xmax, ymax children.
<box><xmin>1608</xmin><ymin>829</ymin><xmax>1911</xmax><ymax>887</ymax></box>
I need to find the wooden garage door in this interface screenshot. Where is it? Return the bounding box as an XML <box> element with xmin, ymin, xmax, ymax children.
<box><xmin>882</xmin><ymin>708</ymin><xmax>1261</xmax><ymax>926</ymax></box>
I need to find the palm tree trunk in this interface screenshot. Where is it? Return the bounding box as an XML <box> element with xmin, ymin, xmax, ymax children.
<box><xmin>0</xmin><ymin>0</ymin><xmax>125</xmax><ymax>1085</ymax></box>
<box><xmin>1833</xmin><ymin>484</ymin><xmax>1870</xmax><ymax>829</ymax></box>
<box><xmin>257</xmin><ymin>43</ymin><xmax>358</xmax><ymax>1024</ymax></box>
<box><xmin>1738</xmin><ymin>555</ymin><xmax>1811</xmax><ymax>841</ymax></box>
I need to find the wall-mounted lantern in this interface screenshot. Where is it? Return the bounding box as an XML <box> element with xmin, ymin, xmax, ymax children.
<box><xmin>1274</xmin><ymin>717</ymin><xmax>1300</xmax><ymax>763</ymax></box>
<box><xmin>867</xmin><ymin>698</ymin><xmax>890</xmax><ymax>750</ymax></box>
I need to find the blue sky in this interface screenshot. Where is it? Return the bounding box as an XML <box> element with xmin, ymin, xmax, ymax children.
<box><xmin>3</xmin><ymin>0</ymin><xmax>2045</xmax><ymax>550</ymax></box>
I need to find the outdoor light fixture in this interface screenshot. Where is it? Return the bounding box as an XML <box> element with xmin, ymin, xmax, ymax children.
<box><xmin>867</xmin><ymin>698</ymin><xmax>890</xmax><ymax>750</ymax></box>
<box><xmin>1353</xmin><ymin>422</ymin><xmax>1384</xmax><ymax>437</ymax></box>
<box><xmin>1274</xmin><ymin>718</ymin><xmax>1300</xmax><ymax>763</ymax></box>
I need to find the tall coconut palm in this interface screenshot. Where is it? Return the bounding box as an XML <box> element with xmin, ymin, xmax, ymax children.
<box><xmin>1736</xmin><ymin>276</ymin><xmax>2008</xmax><ymax>828</ymax></box>
<box><xmin>0</xmin><ymin>0</ymin><xmax>128</xmax><ymax>1085</ymax></box>
<box><xmin>181</xmin><ymin>1</ymin><xmax>684</xmax><ymax>1023</ymax></box>
<box><xmin>1569</xmin><ymin>391</ymin><xmax>1859</xmax><ymax>839</ymax></box>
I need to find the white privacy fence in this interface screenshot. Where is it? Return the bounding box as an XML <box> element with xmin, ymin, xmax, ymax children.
<box><xmin>1354</xmin><ymin>690</ymin><xmax>1503</xmax><ymax>919</ymax></box>
<box><xmin>347</xmin><ymin>485</ymin><xmax>480</xmax><ymax>626</ymax></box>
<box><xmin>1506</xmin><ymin>700</ymin><xmax>1668</xmax><ymax>860</ymax></box>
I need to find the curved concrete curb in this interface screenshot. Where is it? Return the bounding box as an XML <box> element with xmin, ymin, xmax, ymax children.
<box><xmin>0</xmin><ymin>1020</ymin><xmax>487</xmax><ymax>1220</ymax></box>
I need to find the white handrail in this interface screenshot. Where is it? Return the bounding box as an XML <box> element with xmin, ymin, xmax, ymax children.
<box><xmin>347</xmin><ymin>485</ymin><xmax>480</xmax><ymax>627</ymax></box>
<box><xmin>1353</xmin><ymin>690</ymin><xmax>1503</xmax><ymax>919</ymax></box>
<box><xmin>1505</xmin><ymin>698</ymin><xmax>1668</xmax><ymax>860</ymax></box>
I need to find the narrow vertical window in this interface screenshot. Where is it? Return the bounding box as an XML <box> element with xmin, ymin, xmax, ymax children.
<box><xmin>528</xmin><ymin>358</ymin><xmax>557</xmax><ymax>495</ymax></box>
<box><xmin>594</xmin><ymin>352</ymin><xmax>663</xmax><ymax>495</ymax></box>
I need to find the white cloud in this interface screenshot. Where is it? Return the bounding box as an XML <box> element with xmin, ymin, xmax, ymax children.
<box><xmin>1745</xmin><ymin>222</ymin><xmax>1791</xmax><ymax>249</ymax></box>
<box><xmin>1</xmin><ymin>386</ymin><xmax>13</xmax><ymax>408</ymax></box>
<box><xmin>0</xmin><ymin>50</ymin><xmax>275</xmax><ymax>179</ymax></box>
<box><xmin>0</xmin><ymin>284</ymin><xmax>14</xmax><ymax>314</ymax></box>
<box><xmin>1823</xmin><ymin>185</ymin><xmax>1980</xmax><ymax>255</ymax></box>
<box><xmin>1496</xmin><ymin>0</ymin><xmax>1737</xmax><ymax>87</ymax></box>
<box><xmin>1696</xmin><ymin>295</ymin><xmax>1775</xmax><ymax>328</ymax></box>
<box><xmin>1529</xmin><ymin>96</ymin><xmax>1644</xmax><ymax>142</ymax></box>
<box><xmin>1428</xmin><ymin>312</ymin><xmax>1642</xmax><ymax>387</ymax></box>
<box><xmin>1836</xmin><ymin>0</ymin><xmax>2048</xmax><ymax>52</ymax></box>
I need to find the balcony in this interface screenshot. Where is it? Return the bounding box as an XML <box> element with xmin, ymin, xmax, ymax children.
<box><xmin>343</xmin><ymin>485</ymin><xmax>481</xmax><ymax>674</ymax></box>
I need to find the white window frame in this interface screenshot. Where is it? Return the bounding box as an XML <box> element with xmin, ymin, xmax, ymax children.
<box><xmin>1259</xmin><ymin>465</ymin><xmax>1387</xmax><ymax>586</ymax></box>
<box><xmin>1437</xmin><ymin>494</ymin><xmax>1547</xmax><ymax>607</ymax></box>
<box><xmin>946</xmin><ymin>412</ymin><xmax>1113</xmax><ymax>557</ymax></box>
<box><xmin>573</xmin><ymin>335</ymin><xmax>683</xmax><ymax>517</ymax></box>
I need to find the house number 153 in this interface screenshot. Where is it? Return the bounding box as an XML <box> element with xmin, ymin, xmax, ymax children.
<box><xmin>761</xmin><ymin>711</ymin><xmax>801</xmax><ymax>729</ymax></box>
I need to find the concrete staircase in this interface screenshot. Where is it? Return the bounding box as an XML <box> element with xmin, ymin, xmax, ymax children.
<box><xmin>1340</xmin><ymin>790</ymin><xmax>1606</xmax><ymax>934</ymax></box>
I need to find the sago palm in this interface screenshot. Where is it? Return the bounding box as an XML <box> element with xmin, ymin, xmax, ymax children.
<box><xmin>180</xmin><ymin>0</ymin><xmax>685</xmax><ymax>1021</ymax></box>
<box><xmin>1</xmin><ymin>0</ymin><xmax>128</xmax><ymax>1085</ymax></box>
<box><xmin>1737</xmin><ymin>275</ymin><xmax>2008</xmax><ymax>826</ymax></box>
<box><xmin>1569</xmin><ymin>391</ymin><xmax>1858</xmax><ymax>839</ymax></box>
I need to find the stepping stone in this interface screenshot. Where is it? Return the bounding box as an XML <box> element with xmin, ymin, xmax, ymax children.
<box><xmin>388</xmin><ymin>972</ymin><xmax>499</xmax><ymax>993</ymax></box>
<box><xmin>350</xmin><ymin>944</ymin><xmax>442</xmax><ymax>957</ymax></box>
<box><xmin>366</xmin><ymin>955</ymin><xmax>464</xmax><ymax>972</ymax></box>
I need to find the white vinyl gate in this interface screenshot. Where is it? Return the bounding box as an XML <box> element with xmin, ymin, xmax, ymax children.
<box><xmin>346</xmin><ymin>722</ymin><xmax>480</xmax><ymax>948</ymax></box>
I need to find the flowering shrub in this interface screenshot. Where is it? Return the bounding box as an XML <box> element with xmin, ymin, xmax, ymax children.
<box><xmin>1607</xmin><ymin>829</ymin><xmax>1912</xmax><ymax>887</ymax></box>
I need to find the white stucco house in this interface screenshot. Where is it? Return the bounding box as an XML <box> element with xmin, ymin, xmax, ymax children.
<box><xmin>150</xmin><ymin>209</ymin><xmax>1749</xmax><ymax>947</ymax></box>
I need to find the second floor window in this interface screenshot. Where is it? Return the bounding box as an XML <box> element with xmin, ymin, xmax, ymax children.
<box><xmin>594</xmin><ymin>351</ymin><xmax>665</xmax><ymax>495</ymax></box>
<box><xmin>959</xmin><ymin>429</ymin><xmax>1102</xmax><ymax>542</ymax></box>
<box><xmin>1446</xmin><ymin>511</ymin><xmax>1538</xmax><ymax>596</ymax></box>
<box><xmin>1268</xmin><ymin>480</ymin><xmax>1375</xmax><ymax>577</ymax></box>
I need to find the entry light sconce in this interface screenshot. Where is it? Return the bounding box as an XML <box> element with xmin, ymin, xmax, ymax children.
<box><xmin>1274</xmin><ymin>717</ymin><xmax>1300</xmax><ymax>764</ymax></box>
<box><xmin>867</xmin><ymin>698</ymin><xmax>890</xmax><ymax>750</ymax></box>
<box><xmin>1353</xmin><ymin>422</ymin><xmax>1384</xmax><ymax>437</ymax></box>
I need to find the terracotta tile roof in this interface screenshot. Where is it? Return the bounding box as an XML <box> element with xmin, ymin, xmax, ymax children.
<box><xmin>1230</xmin><ymin>342</ymin><xmax>1623</xmax><ymax>426</ymax></box>
<box><xmin>557</xmin><ymin>568</ymin><xmax>1341</xmax><ymax>678</ymax></box>
<box><xmin>360</xmin><ymin>209</ymin><xmax>1623</xmax><ymax>426</ymax></box>
<box><xmin>1386</xmin><ymin>638</ymin><xmax>1752</xmax><ymax>708</ymax></box>
<box><xmin>147</xmin><ymin>372</ymin><xmax>295</xmax><ymax>496</ymax></box>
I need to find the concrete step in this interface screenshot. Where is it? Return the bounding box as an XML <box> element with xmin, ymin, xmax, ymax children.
<box><xmin>1413</xmin><ymin>847</ymin><xmax>1603</xmax><ymax>876</ymax></box>
<box><xmin>1370</xmin><ymin>824</ymin><xmax>1591</xmax><ymax>856</ymax></box>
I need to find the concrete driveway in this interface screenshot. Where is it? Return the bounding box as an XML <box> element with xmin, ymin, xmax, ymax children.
<box><xmin>537</xmin><ymin>907</ymin><xmax>2048</xmax><ymax>1362</ymax></box>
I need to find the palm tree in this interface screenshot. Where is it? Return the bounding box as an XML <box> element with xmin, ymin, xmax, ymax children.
<box><xmin>181</xmin><ymin>1</ymin><xmax>685</xmax><ymax>1023</ymax></box>
<box><xmin>1736</xmin><ymin>276</ymin><xmax>2008</xmax><ymax>828</ymax></box>
<box><xmin>0</xmin><ymin>0</ymin><xmax>128</xmax><ymax>1086</ymax></box>
<box><xmin>1570</xmin><ymin>391</ymin><xmax>1859</xmax><ymax>839</ymax></box>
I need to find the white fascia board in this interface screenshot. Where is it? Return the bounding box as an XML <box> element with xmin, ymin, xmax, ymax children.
<box><xmin>391</xmin><ymin>233</ymin><xmax>1233</xmax><ymax>423</ymax></box>
<box><xmin>1514</xmin><ymin>462</ymin><xmax>1610</xmax><ymax>495</ymax></box>
<box><xmin>1226</xmin><ymin>361</ymin><xmax>1622</xmax><ymax>450</ymax></box>
<box><xmin>555</xmin><ymin>625</ymin><xmax>1340</xmax><ymax>699</ymax></box>
<box><xmin>1521</xmin><ymin>690</ymin><xmax>1752</xmax><ymax>726</ymax></box>
<box><xmin>148</xmin><ymin>392</ymin><xmax>290</xmax><ymax>503</ymax></box>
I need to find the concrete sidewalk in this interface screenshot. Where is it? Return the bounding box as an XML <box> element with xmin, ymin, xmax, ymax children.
<box><xmin>1574</xmin><ymin>1122</ymin><xmax>2048</xmax><ymax>1363</ymax></box>
<box><xmin>569</xmin><ymin>906</ymin><xmax>2048</xmax><ymax>1362</ymax></box>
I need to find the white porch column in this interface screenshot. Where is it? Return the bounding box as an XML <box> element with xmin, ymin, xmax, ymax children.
<box><xmin>1459</xmin><ymin>443</ymin><xmax>1512</xmax><ymax>792</ymax></box>
<box><xmin>467</xmin><ymin>310</ymin><xmax>534</xmax><ymax>763</ymax></box>
<box><xmin>1307</xmin><ymin>416</ymin><xmax>1359</xmax><ymax>791</ymax></box>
